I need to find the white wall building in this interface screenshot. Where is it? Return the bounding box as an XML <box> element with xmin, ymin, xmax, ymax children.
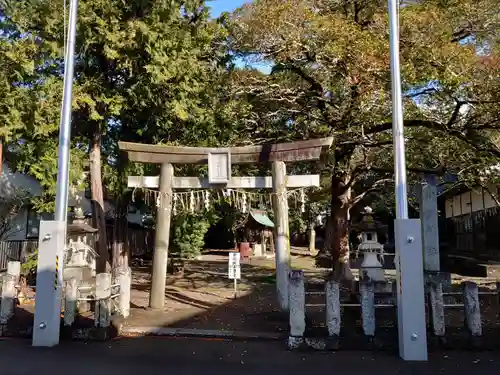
<box><xmin>444</xmin><ymin>184</ymin><xmax>499</xmax><ymax>218</ymax></box>
<box><xmin>0</xmin><ymin>164</ymin><xmax>144</xmax><ymax>241</ymax></box>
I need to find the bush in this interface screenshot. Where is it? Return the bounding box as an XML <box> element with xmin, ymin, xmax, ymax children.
<box><xmin>171</xmin><ymin>214</ymin><xmax>211</xmax><ymax>261</ymax></box>
<box><xmin>21</xmin><ymin>249</ymin><xmax>38</xmax><ymax>285</ymax></box>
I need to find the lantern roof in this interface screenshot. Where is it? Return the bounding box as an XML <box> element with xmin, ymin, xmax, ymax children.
<box><xmin>351</xmin><ymin>206</ymin><xmax>387</xmax><ymax>232</ymax></box>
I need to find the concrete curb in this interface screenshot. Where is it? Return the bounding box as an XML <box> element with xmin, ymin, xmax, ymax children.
<box><xmin>121</xmin><ymin>326</ymin><xmax>284</xmax><ymax>341</ymax></box>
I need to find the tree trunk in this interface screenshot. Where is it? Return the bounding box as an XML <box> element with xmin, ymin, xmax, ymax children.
<box><xmin>89</xmin><ymin>131</ymin><xmax>109</xmax><ymax>273</ymax></box>
<box><xmin>308</xmin><ymin>224</ymin><xmax>316</xmax><ymax>254</ymax></box>
<box><xmin>315</xmin><ymin>174</ymin><xmax>353</xmax><ymax>282</ymax></box>
<box><xmin>112</xmin><ymin>196</ymin><xmax>129</xmax><ymax>271</ymax></box>
<box><xmin>111</xmin><ymin>159</ymin><xmax>129</xmax><ymax>272</ymax></box>
<box><xmin>0</xmin><ymin>139</ymin><xmax>3</xmax><ymax>174</ymax></box>
<box><xmin>330</xmin><ymin>175</ymin><xmax>353</xmax><ymax>281</ymax></box>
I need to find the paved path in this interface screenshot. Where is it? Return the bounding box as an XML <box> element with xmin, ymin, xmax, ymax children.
<box><xmin>0</xmin><ymin>337</ymin><xmax>498</xmax><ymax>375</ymax></box>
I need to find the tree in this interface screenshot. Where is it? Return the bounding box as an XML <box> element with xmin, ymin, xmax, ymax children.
<box><xmin>0</xmin><ymin>5</ymin><xmax>87</xmax><ymax>212</ymax></box>
<box><xmin>1</xmin><ymin>0</ymin><xmax>239</xmax><ymax>271</ymax></box>
<box><xmin>228</xmin><ymin>0</ymin><xmax>500</xmax><ymax>279</ymax></box>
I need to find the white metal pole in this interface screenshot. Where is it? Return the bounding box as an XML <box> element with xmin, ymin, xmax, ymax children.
<box><xmin>388</xmin><ymin>0</ymin><xmax>428</xmax><ymax>361</ymax></box>
<box><xmin>388</xmin><ymin>0</ymin><xmax>408</xmax><ymax>220</ymax></box>
<box><xmin>54</xmin><ymin>0</ymin><xmax>78</xmax><ymax>222</ymax></box>
<box><xmin>32</xmin><ymin>0</ymin><xmax>78</xmax><ymax>348</ymax></box>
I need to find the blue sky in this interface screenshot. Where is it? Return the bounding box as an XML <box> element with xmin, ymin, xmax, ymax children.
<box><xmin>208</xmin><ymin>0</ymin><xmax>273</xmax><ymax>73</ymax></box>
<box><xmin>208</xmin><ymin>0</ymin><xmax>249</xmax><ymax>17</ymax></box>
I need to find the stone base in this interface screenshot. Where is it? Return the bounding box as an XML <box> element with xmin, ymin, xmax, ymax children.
<box><xmin>325</xmin><ymin>335</ymin><xmax>340</xmax><ymax>351</ymax></box>
<box><xmin>469</xmin><ymin>335</ymin><xmax>484</xmax><ymax>350</ymax></box>
<box><xmin>365</xmin><ymin>335</ymin><xmax>384</xmax><ymax>350</ymax></box>
<box><xmin>63</xmin><ymin>266</ymin><xmax>94</xmax><ymax>284</ymax></box>
<box><xmin>359</xmin><ymin>267</ymin><xmax>385</xmax><ymax>282</ymax></box>
<box><xmin>304</xmin><ymin>337</ymin><xmax>327</xmax><ymax>350</ymax></box>
<box><xmin>424</xmin><ymin>271</ymin><xmax>451</xmax><ymax>286</ymax></box>
<box><xmin>429</xmin><ymin>335</ymin><xmax>447</xmax><ymax>348</ymax></box>
<box><xmin>287</xmin><ymin>336</ymin><xmax>305</xmax><ymax>350</ymax></box>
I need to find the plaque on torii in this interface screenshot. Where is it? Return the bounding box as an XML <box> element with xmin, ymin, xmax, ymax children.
<box><xmin>118</xmin><ymin>138</ymin><xmax>333</xmax><ymax>311</ymax></box>
<box><xmin>208</xmin><ymin>150</ymin><xmax>231</xmax><ymax>184</ymax></box>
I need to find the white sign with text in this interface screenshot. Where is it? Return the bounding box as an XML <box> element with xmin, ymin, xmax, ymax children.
<box><xmin>228</xmin><ymin>252</ymin><xmax>241</xmax><ymax>280</ymax></box>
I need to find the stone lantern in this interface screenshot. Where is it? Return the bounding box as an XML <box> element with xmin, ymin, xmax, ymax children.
<box><xmin>64</xmin><ymin>208</ymin><xmax>99</xmax><ymax>282</ymax></box>
<box><xmin>353</xmin><ymin>206</ymin><xmax>386</xmax><ymax>282</ymax></box>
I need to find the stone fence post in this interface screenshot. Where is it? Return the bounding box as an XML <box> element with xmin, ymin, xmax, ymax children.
<box><xmin>64</xmin><ymin>278</ymin><xmax>78</xmax><ymax>327</ymax></box>
<box><xmin>117</xmin><ymin>267</ymin><xmax>131</xmax><ymax>318</ymax></box>
<box><xmin>325</xmin><ymin>278</ymin><xmax>341</xmax><ymax>349</ymax></box>
<box><xmin>360</xmin><ymin>281</ymin><xmax>375</xmax><ymax>341</ymax></box>
<box><xmin>95</xmin><ymin>273</ymin><xmax>111</xmax><ymax>329</ymax></box>
<box><xmin>288</xmin><ymin>270</ymin><xmax>305</xmax><ymax>349</ymax></box>
<box><xmin>428</xmin><ymin>281</ymin><xmax>445</xmax><ymax>341</ymax></box>
<box><xmin>463</xmin><ymin>281</ymin><xmax>482</xmax><ymax>345</ymax></box>
<box><xmin>0</xmin><ymin>261</ymin><xmax>21</xmax><ymax>332</ymax></box>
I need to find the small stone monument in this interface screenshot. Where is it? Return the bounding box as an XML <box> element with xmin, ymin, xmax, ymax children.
<box><xmin>353</xmin><ymin>207</ymin><xmax>386</xmax><ymax>282</ymax></box>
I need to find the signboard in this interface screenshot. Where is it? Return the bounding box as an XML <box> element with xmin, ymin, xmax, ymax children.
<box><xmin>228</xmin><ymin>252</ymin><xmax>241</xmax><ymax>280</ymax></box>
<box><xmin>208</xmin><ymin>151</ymin><xmax>231</xmax><ymax>184</ymax></box>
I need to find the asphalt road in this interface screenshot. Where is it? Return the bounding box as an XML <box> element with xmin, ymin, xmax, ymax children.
<box><xmin>0</xmin><ymin>337</ymin><xmax>498</xmax><ymax>375</ymax></box>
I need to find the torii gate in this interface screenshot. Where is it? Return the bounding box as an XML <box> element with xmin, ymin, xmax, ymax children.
<box><xmin>118</xmin><ymin>138</ymin><xmax>333</xmax><ymax>310</ymax></box>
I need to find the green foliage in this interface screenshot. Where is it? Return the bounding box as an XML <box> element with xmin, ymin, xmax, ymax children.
<box><xmin>8</xmin><ymin>139</ymin><xmax>87</xmax><ymax>213</ymax></box>
<box><xmin>229</xmin><ymin>0</ymin><xmax>500</xmax><ymax>211</ymax></box>
<box><xmin>21</xmin><ymin>249</ymin><xmax>38</xmax><ymax>282</ymax></box>
<box><xmin>0</xmin><ymin>0</ymin><xmax>499</xmax><ymax>252</ymax></box>
<box><xmin>1</xmin><ymin>0</ymin><xmax>240</xmax><ymax>212</ymax></box>
<box><xmin>171</xmin><ymin>214</ymin><xmax>211</xmax><ymax>260</ymax></box>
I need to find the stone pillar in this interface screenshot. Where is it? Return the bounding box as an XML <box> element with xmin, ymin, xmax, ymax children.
<box><xmin>260</xmin><ymin>230</ymin><xmax>267</xmax><ymax>255</ymax></box>
<box><xmin>428</xmin><ymin>281</ymin><xmax>445</xmax><ymax>339</ymax></box>
<box><xmin>463</xmin><ymin>281</ymin><xmax>482</xmax><ymax>339</ymax></box>
<box><xmin>360</xmin><ymin>281</ymin><xmax>375</xmax><ymax>339</ymax></box>
<box><xmin>117</xmin><ymin>267</ymin><xmax>131</xmax><ymax>318</ymax></box>
<box><xmin>64</xmin><ymin>278</ymin><xmax>77</xmax><ymax>326</ymax></box>
<box><xmin>419</xmin><ymin>180</ymin><xmax>440</xmax><ymax>272</ymax></box>
<box><xmin>95</xmin><ymin>273</ymin><xmax>111</xmax><ymax>328</ymax></box>
<box><xmin>497</xmin><ymin>282</ymin><xmax>500</xmax><ymax>317</ymax></box>
<box><xmin>271</xmin><ymin>161</ymin><xmax>290</xmax><ymax>311</ymax></box>
<box><xmin>325</xmin><ymin>278</ymin><xmax>341</xmax><ymax>349</ymax></box>
<box><xmin>0</xmin><ymin>261</ymin><xmax>21</xmax><ymax>328</ymax></box>
<box><xmin>150</xmin><ymin>163</ymin><xmax>174</xmax><ymax>309</ymax></box>
<box><xmin>288</xmin><ymin>270</ymin><xmax>305</xmax><ymax>349</ymax></box>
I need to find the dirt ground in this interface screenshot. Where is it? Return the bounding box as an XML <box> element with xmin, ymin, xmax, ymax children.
<box><xmin>125</xmin><ymin>250</ymin><xmax>500</xmax><ymax>347</ymax></box>
<box><xmin>125</xmin><ymin>253</ymin><xmax>315</xmax><ymax>334</ymax></box>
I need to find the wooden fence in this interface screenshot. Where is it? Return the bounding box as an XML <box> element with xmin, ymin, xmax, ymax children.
<box><xmin>0</xmin><ymin>240</ymin><xmax>38</xmax><ymax>271</ymax></box>
<box><xmin>442</xmin><ymin>206</ymin><xmax>500</xmax><ymax>261</ymax></box>
<box><xmin>106</xmin><ymin>225</ymin><xmax>155</xmax><ymax>258</ymax></box>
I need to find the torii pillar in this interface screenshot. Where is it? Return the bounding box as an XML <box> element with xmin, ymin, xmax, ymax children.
<box><xmin>119</xmin><ymin>138</ymin><xmax>333</xmax><ymax>310</ymax></box>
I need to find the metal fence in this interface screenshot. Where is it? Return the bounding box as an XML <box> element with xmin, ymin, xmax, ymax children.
<box><xmin>0</xmin><ymin>240</ymin><xmax>38</xmax><ymax>271</ymax></box>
